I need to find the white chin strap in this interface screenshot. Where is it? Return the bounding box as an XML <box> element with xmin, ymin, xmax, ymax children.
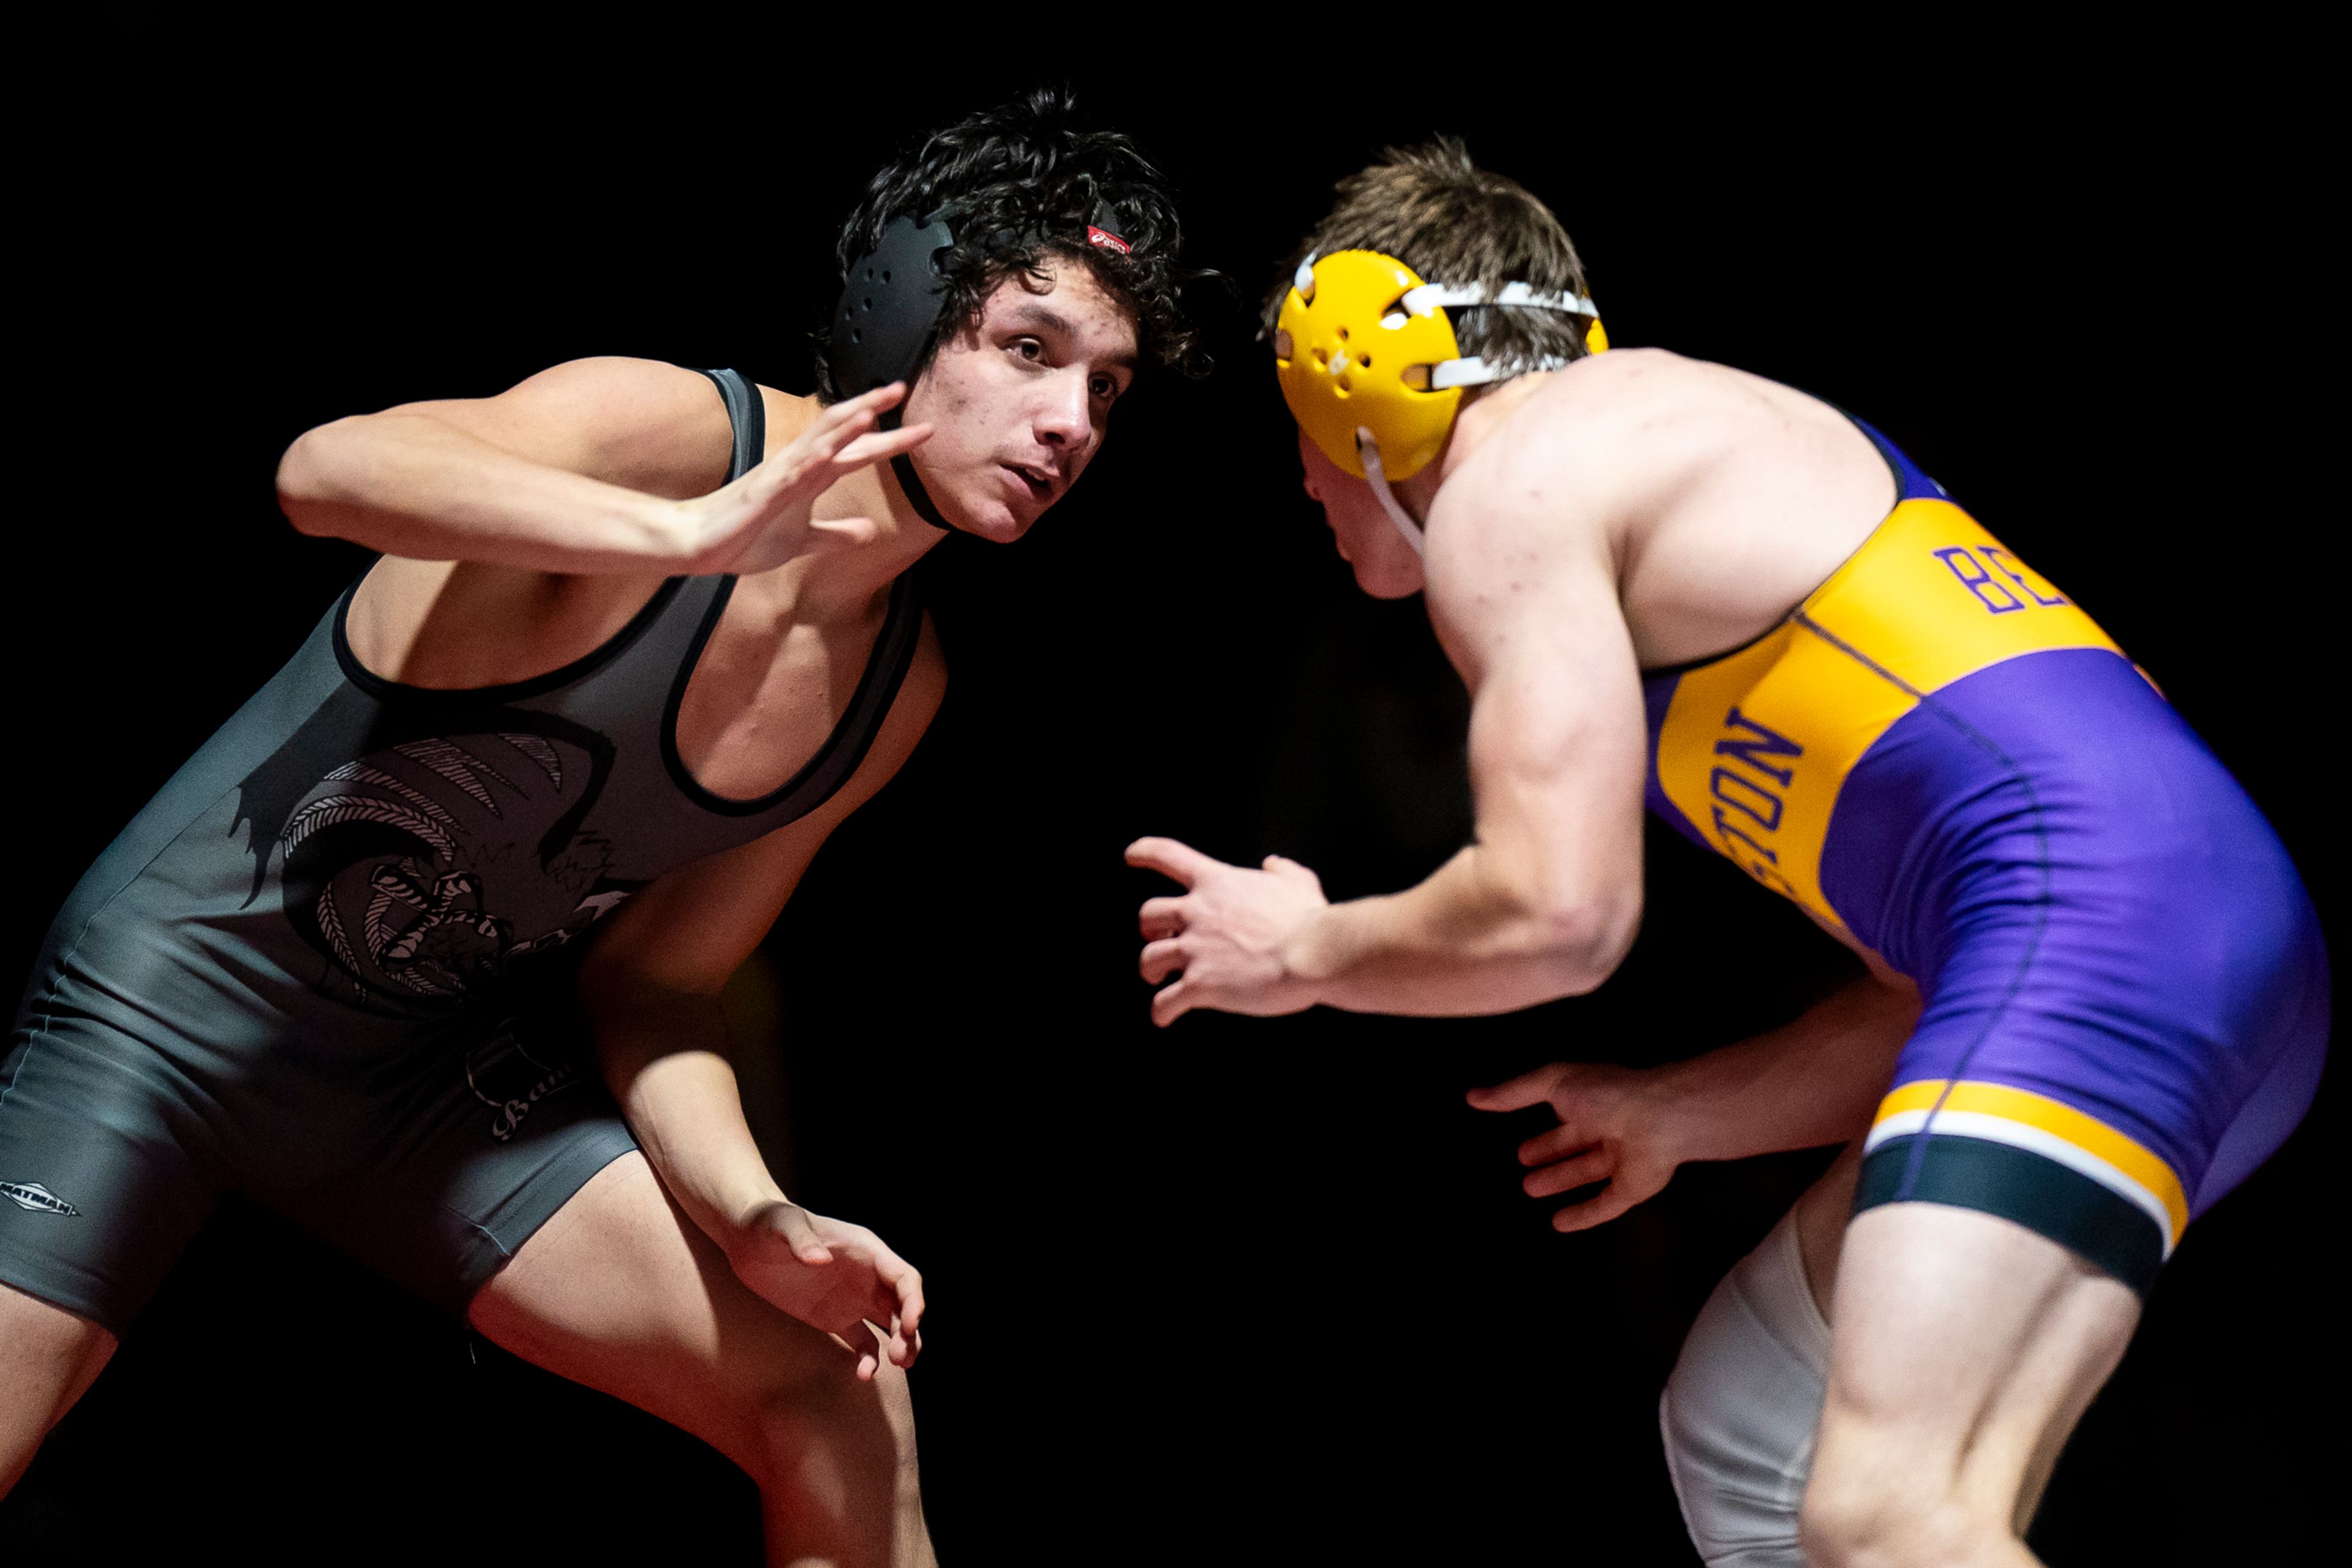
<box><xmin>1354</xmin><ymin>428</ymin><xmax>1425</xmax><ymax>557</ymax></box>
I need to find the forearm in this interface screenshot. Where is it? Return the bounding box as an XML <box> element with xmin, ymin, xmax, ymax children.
<box><xmin>277</xmin><ymin>412</ymin><xmax>694</xmax><ymax>571</ymax></box>
<box><xmin>593</xmin><ymin>990</ymin><xmax>786</xmax><ymax>1245</ymax></box>
<box><xmin>1288</xmin><ymin>845</ymin><xmax>1631</xmax><ymax>1017</ymax></box>
<box><xmin>1641</xmin><ymin>974</ymin><xmax>1919</xmax><ymax>1163</ymax></box>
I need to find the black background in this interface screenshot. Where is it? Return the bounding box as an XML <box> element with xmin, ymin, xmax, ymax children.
<box><xmin>4</xmin><ymin>24</ymin><xmax>2334</xmax><ymax>1566</ymax></box>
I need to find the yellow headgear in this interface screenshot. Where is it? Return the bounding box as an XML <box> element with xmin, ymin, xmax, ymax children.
<box><xmin>1273</xmin><ymin>251</ymin><xmax>1605</xmax><ymax>484</ymax></box>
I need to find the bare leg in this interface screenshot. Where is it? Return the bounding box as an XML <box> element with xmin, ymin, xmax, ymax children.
<box><xmin>467</xmin><ymin>1155</ymin><xmax>934</xmax><ymax>1568</ymax></box>
<box><xmin>0</xmin><ymin>1283</ymin><xmax>115</xmax><ymax>1497</ymax></box>
<box><xmin>1793</xmin><ymin>1140</ymin><xmax>1863</xmax><ymax>1311</ymax></box>
<box><xmin>1800</xmin><ymin>1205</ymin><xmax>2138</xmax><ymax>1567</ymax></box>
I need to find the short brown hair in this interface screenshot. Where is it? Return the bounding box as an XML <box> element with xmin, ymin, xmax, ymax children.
<box><xmin>1265</xmin><ymin>140</ymin><xmax>1593</xmax><ymax>380</ymax></box>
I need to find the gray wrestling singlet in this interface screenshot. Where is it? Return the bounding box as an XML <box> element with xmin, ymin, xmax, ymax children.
<box><xmin>0</xmin><ymin>369</ymin><xmax>924</xmax><ymax>1326</ymax></box>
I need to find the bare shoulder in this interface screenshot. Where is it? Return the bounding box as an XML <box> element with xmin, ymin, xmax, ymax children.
<box><xmin>1424</xmin><ymin>358</ymin><xmax>1657</xmax><ymax>591</ymax></box>
<box><xmin>401</xmin><ymin>356</ymin><xmax>739</xmax><ymax>499</ymax></box>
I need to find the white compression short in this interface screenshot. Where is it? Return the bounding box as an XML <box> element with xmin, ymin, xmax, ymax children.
<box><xmin>1658</xmin><ymin>1205</ymin><xmax>1833</xmax><ymax>1566</ymax></box>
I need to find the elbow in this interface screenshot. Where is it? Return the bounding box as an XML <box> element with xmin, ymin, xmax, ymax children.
<box><xmin>1527</xmin><ymin>885</ymin><xmax>1642</xmax><ymax>996</ymax></box>
<box><xmin>274</xmin><ymin>417</ymin><xmax>366</xmax><ymax>535</ymax></box>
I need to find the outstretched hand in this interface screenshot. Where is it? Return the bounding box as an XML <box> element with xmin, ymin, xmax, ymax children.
<box><xmin>725</xmin><ymin>1200</ymin><xmax>925</xmax><ymax>1380</ymax></box>
<box><xmin>1127</xmin><ymin>837</ymin><xmax>1329</xmax><ymax>1027</ymax></box>
<box><xmin>682</xmin><ymin>383</ymin><xmax>933</xmax><ymax>575</ymax></box>
<box><xmin>1468</xmin><ymin>1061</ymin><xmax>1679</xmax><ymax>1232</ymax></box>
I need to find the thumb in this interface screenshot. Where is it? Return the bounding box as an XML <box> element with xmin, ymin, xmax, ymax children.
<box><xmin>767</xmin><ymin>1204</ymin><xmax>834</xmax><ymax>1265</ymax></box>
<box><xmin>1466</xmin><ymin>1062</ymin><xmax>1561</xmax><ymax>1114</ymax></box>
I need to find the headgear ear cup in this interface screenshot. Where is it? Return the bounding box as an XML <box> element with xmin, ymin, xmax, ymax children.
<box><xmin>1274</xmin><ymin>251</ymin><xmax>1603</xmax><ymax>483</ymax></box>
<box><xmin>831</xmin><ymin>214</ymin><xmax>957</xmax><ymax>401</ymax></box>
<box><xmin>1275</xmin><ymin>252</ymin><xmax>1465</xmax><ymax>482</ymax></box>
<box><xmin>1274</xmin><ymin>249</ymin><xmax>1603</xmax><ymax>553</ymax></box>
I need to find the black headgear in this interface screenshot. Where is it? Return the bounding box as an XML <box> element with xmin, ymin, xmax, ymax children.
<box><xmin>829</xmin><ymin>202</ymin><xmax>1129</xmax><ymax>533</ymax></box>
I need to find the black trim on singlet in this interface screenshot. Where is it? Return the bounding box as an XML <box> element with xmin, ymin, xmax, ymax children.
<box><xmin>658</xmin><ymin>571</ymin><xmax>923</xmax><ymax>817</ymax></box>
<box><xmin>1635</xmin><ymin>404</ymin><xmax>1909</xmax><ymax>681</ymax></box>
<box><xmin>332</xmin><ymin>574</ymin><xmax>688</xmax><ymax>704</ymax></box>
<box><xmin>326</xmin><ymin>366</ymin><xmax>770</xmax><ymax>704</ymax></box>
<box><xmin>700</xmin><ymin>366</ymin><xmax>767</xmax><ymax>479</ymax></box>
<box><xmin>660</xmin><ymin>365</ymin><xmax>925</xmax><ymax>820</ymax></box>
<box><xmin>1856</xmin><ymin>1134</ymin><xmax>2162</xmax><ymax>1297</ymax></box>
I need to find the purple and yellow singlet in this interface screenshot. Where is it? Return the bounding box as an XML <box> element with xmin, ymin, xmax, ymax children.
<box><xmin>1641</xmin><ymin>424</ymin><xmax>2328</xmax><ymax>1291</ymax></box>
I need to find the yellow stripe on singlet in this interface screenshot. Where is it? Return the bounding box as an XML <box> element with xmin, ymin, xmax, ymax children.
<box><xmin>1870</xmin><ymin>1079</ymin><xmax>2190</xmax><ymax>1245</ymax></box>
<box><xmin>1654</xmin><ymin>499</ymin><xmax>2121</xmax><ymax>939</ymax></box>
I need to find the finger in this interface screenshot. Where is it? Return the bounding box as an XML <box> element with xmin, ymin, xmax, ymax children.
<box><xmin>1523</xmin><ymin>1147</ymin><xmax>1614</xmax><ymax>1199</ymax></box>
<box><xmin>1517</xmin><ymin>1123</ymin><xmax>1599</xmax><ymax>1167</ymax></box>
<box><xmin>1125</xmin><ymin>836</ymin><xmax>1224</xmax><ymax>889</ymax></box>
<box><xmin>812</xmin><ymin>380</ymin><xmax>907</xmax><ymax>433</ymax></box>
<box><xmin>1139</xmin><ymin>938</ymin><xmax>1188</xmax><ymax>984</ymax></box>
<box><xmin>801</xmin><ymin>401</ymin><xmax>880</xmax><ymax>461</ymax></box>
<box><xmin>1552</xmin><ymin>1182</ymin><xmax>1642</xmax><ymax>1234</ymax></box>
<box><xmin>1138</xmin><ymin>897</ymin><xmax>1186</xmax><ymax>940</ymax></box>
<box><xmin>880</xmin><ymin>1258</ymin><xmax>925</xmax><ymax>1338</ymax></box>
<box><xmin>832</xmin><ymin>421</ymin><xmax>933</xmax><ymax>469</ymax></box>
<box><xmin>1150</xmin><ymin>977</ymin><xmax>1200</xmax><ymax>1028</ymax></box>
<box><xmin>769</xmin><ymin>1205</ymin><xmax>834</xmax><ymax>1265</ymax></box>
<box><xmin>1465</xmin><ymin>1061</ymin><xmax>1565</xmax><ymax>1114</ymax></box>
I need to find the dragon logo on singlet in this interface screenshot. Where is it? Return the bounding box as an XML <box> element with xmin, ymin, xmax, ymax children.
<box><xmin>255</xmin><ymin>723</ymin><xmax>634</xmax><ymax>1007</ymax></box>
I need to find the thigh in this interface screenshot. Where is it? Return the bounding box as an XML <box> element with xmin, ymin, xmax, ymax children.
<box><xmin>1814</xmin><ymin>1202</ymin><xmax>2138</xmax><ymax>1535</ymax></box>
<box><xmin>263</xmin><ymin>1011</ymin><xmax>638</xmax><ymax>1316</ymax></box>
<box><xmin>0</xmin><ymin>1022</ymin><xmax>227</xmax><ymax>1336</ymax></box>
<box><xmin>464</xmin><ymin>1153</ymin><xmax>892</xmax><ymax>1472</ymax></box>
<box><xmin>0</xmin><ymin>1283</ymin><xmax>116</xmax><ymax>1494</ymax></box>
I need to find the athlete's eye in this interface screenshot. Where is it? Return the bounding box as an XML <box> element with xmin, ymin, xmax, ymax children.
<box><xmin>1090</xmin><ymin>374</ymin><xmax>1121</xmax><ymax>402</ymax></box>
<box><xmin>1011</xmin><ymin>337</ymin><xmax>1045</xmax><ymax>363</ymax></box>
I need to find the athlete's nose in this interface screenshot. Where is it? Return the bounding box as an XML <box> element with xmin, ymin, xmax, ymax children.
<box><xmin>1034</xmin><ymin>368</ymin><xmax>1094</xmax><ymax>450</ymax></box>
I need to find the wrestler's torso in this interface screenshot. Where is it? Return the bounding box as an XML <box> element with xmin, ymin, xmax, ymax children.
<box><xmin>349</xmin><ymin>383</ymin><xmax>901</xmax><ymax>803</ymax></box>
<box><xmin>9</xmin><ymin>371</ymin><xmax>926</xmax><ymax>1058</ymax></box>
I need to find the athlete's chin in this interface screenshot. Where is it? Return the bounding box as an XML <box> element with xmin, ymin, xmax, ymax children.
<box><xmin>937</xmin><ymin>490</ymin><xmax>1038</xmax><ymax>544</ymax></box>
<box><xmin>1351</xmin><ymin>557</ymin><xmax>1423</xmax><ymax>600</ymax></box>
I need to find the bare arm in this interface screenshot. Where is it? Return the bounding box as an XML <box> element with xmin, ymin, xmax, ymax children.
<box><xmin>1468</xmin><ymin>973</ymin><xmax>1919</xmax><ymax>1229</ymax></box>
<box><xmin>276</xmin><ymin>356</ymin><xmax>928</xmax><ymax>575</ymax></box>
<box><xmin>1130</xmin><ymin>456</ymin><xmax>1648</xmax><ymax>1022</ymax></box>
<box><xmin>576</xmin><ymin>620</ymin><xmax>944</xmax><ymax>1372</ymax></box>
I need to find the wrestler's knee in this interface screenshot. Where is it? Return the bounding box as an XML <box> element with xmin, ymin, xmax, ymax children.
<box><xmin>1797</xmin><ymin>1420</ymin><xmax>2007</xmax><ymax>1568</ymax></box>
<box><xmin>733</xmin><ymin>1341</ymin><xmax>902</xmax><ymax>1494</ymax></box>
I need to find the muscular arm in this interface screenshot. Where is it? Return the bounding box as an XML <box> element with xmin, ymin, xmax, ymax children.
<box><xmin>575</xmin><ymin>623</ymin><xmax>943</xmax><ymax>1334</ymax></box>
<box><xmin>276</xmin><ymin>357</ymin><xmax>924</xmax><ymax>575</ymax></box>
<box><xmin>1133</xmin><ymin>450</ymin><xmax>1649</xmax><ymax>1022</ymax></box>
<box><xmin>1471</xmin><ymin>973</ymin><xmax>1919</xmax><ymax>1229</ymax></box>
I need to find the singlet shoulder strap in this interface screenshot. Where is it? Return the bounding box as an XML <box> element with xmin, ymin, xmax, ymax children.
<box><xmin>556</xmin><ymin>369</ymin><xmax>761</xmax><ymax>695</ymax></box>
<box><xmin>699</xmin><ymin>368</ymin><xmax>767</xmax><ymax>482</ymax></box>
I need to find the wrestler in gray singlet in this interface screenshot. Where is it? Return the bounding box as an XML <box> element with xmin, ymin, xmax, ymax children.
<box><xmin>0</xmin><ymin>370</ymin><xmax>921</xmax><ymax>1327</ymax></box>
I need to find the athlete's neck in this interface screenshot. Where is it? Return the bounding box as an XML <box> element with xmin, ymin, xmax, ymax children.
<box><xmin>767</xmin><ymin>456</ymin><xmax>942</xmax><ymax>624</ymax></box>
<box><xmin>1382</xmin><ymin>370</ymin><xmax>1559</xmax><ymax>526</ymax></box>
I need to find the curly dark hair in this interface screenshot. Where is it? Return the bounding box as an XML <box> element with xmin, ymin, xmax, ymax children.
<box><xmin>813</xmin><ymin>88</ymin><xmax>1204</xmax><ymax>402</ymax></box>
